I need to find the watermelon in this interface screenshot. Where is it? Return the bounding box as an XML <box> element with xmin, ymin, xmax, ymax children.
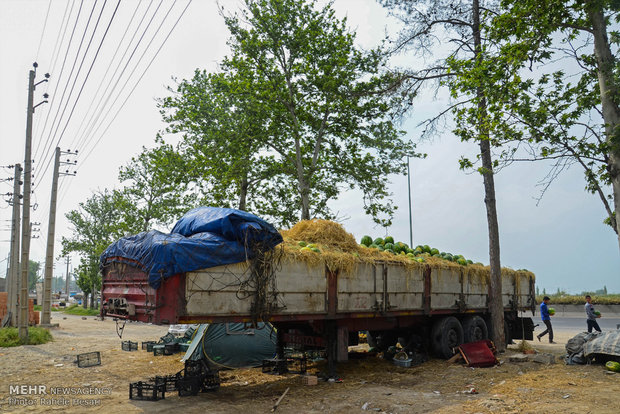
<box><xmin>307</xmin><ymin>243</ymin><xmax>317</xmax><ymax>249</ymax></box>
<box><xmin>311</xmin><ymin>247</ymin><xmax>321</xmax><ymax>253</ymax></box>
<box><xmin>548</xmin><ymin>307</ymin><xmax>555</xmax><ymax>316</ymax></box>
<box><xmin>384</xmin><ymin>242</ymin><xmax>394</xmax><ymax>251</ymax></box>
<box><xmin>384</xmin><ymin>236</ymin><xmax>394</xmax><ymax>244</ymax></box>
<box><xmin>300</xmin><ymin>247</ymin><xmax>312</xmax><ymax>252</ymax></box>
<box><xmin>414</xmin><ymin>247</ymin><xmax>423</xmax><ymax>254</ymax></box>
<box><xmin>430</xmin><ymin>248</ymin><xmax>439</xmax><ymax>255</ymax></box>
<box><xmin>298</xmin><ymin>241</ymin><xmax>307</xmax><ymax>247</ymax></box>
<box><xmin>374</xmin><ymin>237</ymin><xmax>384</xmax><ymax>246</ymax></box>
<box><xmin>606</xmin><ymin>361</ymin><xmax>620</xmax><ymax>372</ymax></box>
<box><xmin>594</xmin><ymin>310</ymin><xmax>601</xmax><ymax>316</ymax></box>
<box><xmin>422</xmin><ymin>245</ymin><xmax>431</xmax><ymax>254</ymax></box>
<box><xmin>369</xmin><ymin>244</ymin><xmax>379</xmax><ymax>249</ymax></box>
<box><xmin>456</xmin><ymin>258</ymin><xmax>467</xmax><ymax>266</ymax></box>
<box><xmin>360</xmin><ymin>235</ymin><xmax>373</xmax><ymax>247</ymax></box>
<box><xmin>466</xmin><ymin>259</ymin><xmax>473</xmax><ymax>265</ymax></box>
<box><xmin>416</xmin><ymin>257</ymin><xmax>425</xmax><ymax>263</ymax></box>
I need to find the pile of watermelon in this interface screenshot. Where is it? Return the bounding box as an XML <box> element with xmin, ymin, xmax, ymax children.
<box><xmin>359</xmin><ymin>235</ymin><xmax>477</xmax><ymax>266</ymax></box>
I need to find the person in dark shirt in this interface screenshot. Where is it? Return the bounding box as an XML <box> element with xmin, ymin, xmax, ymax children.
<box><xmin>537</xmin><ymin>296</ymin><xmax>555</xmax><ymax>343</ymax></box>
<box><xmin>585</xmin><ymin>295</ymin><xmax>602</xmax><ymax>333</ymax></box>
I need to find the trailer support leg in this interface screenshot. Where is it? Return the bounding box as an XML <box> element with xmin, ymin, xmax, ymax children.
<box><xmin>276</xmin><ymin>326</ymin><xmax>288</xmax><ymax>374</ymax></box>
<box><xmin>326</xmin><ymin>320</ymin><xmax>338</xmax><ymax>379</ymax></box>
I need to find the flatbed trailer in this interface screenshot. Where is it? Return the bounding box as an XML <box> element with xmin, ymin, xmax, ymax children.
<box><xmin>102</xmin><ymin>257</ymin><xmax>536</xmax><ymax>374</ymax></box>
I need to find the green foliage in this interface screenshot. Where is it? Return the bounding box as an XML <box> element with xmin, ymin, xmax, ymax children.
<box><xmin>159</xmin><ymin>0</ymin><xmax>420</xmax><ymax>227</ymax></box>
<box><xmin>0</xmin><ymin>327</ymin><xmax>53</xmax><ymax>347</ymax></box>
<box><xmin>118</xmin><ymin>145</ymin><xmax>193</xmax><ymax>231</ymax></box>
<box><xmin>63</xmin><ymin>304</ymin><xmax>99</xmax><ymax>316</ymax></box>
<box><xmin>27</xmin><ymin>260</ymin><xmax>40</xmax><ymax>292</ymax></box>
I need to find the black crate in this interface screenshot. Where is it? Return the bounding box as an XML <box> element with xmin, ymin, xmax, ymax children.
<box><xmin>150</xmin><ymin>371</ymin><xmax>182</xmax><ymax>392</ymax></box>
<box><xmin>76</xmin><ymin>352</ymin><xmax>101</xmax><ymax>368</ymax></box>
<box><xmin>153</xmin><ymin>345</ymin><xmax>165</xmax><ymax>356</ymax></box>
<box><xmin>164</xmin><ymin>343</ymin><xmax>179</xmax><ymax>355</ymax></box>
<box><xmin>177</xmin><ymin>376</ymin><xmax>201</xmax><ymax>397</ymax></box>
<box><xmin>159</xmin><ymin>332</ymin><xmax>176</xmax><ymax>344</ymax></box>
<box><xmin>262</xmin><ymin>356</ymin><xmax>307</xmax><ymax>375</ymax></box>
<box><xmin>129</xmin><ymin>380</ymin><xmax>165</xmax><ymax>401</ymax></box>
<box><xmin>201</xmin><ymin>371</ymin><xmax>220</xmax><ymax>392</ymax></box>
<box><xmin>142</xmin><ymin>341</ymin><xmax>156</xmax><ymax>351</ymax></box>
<box><xmin>122</xmin><ymin>340</ymin><xmax>138</xmax><ymax>351</ymax></box>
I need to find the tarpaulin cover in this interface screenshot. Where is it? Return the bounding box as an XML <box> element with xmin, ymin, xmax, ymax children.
<box><xmin>100</xmin><ymin>207</ymin><xmax>283</xmax><ymax>289</ymax></box>
<box><xmin>182</xmin><ymin>323</ymin><xmax>277</xmax><ymax>369</ymax></box>
<box><xmin>583</xmin><ymin>330</ymin><xmax>620</xmax><ymax>359</ymax></box>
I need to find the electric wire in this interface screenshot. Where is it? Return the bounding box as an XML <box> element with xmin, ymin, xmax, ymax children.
<box><xmin>35</xmin><ymin>0</ymin><xmax>53</xmax><ymax>61</ymax></box>
<box><xmin>78</xmin><ymin>0</ymin><xmax>188</xmax><ymax>161</ymax></box>
<box><xmin>39</xmin><ymin>0</ymin><xmax>122</xmax><ymax>184</ymax></box>
<box><xmin>68</xmin><ymin>0</ymin><xmax>146</xmax><ymax>151</ymax></box>
<box><xmin>33</xmin><ymin>0</ymin><xmax>88</xmax><ymax>174</ymax></box>
<box><xmin>33</xmin><ymin>0</ymin><xmax>77</xmax><ymax>164</ymax></box>
<box><xmin>72</xmin><ymin>0</ymin><xmax>165</xmax><ymax>153</ymax></box>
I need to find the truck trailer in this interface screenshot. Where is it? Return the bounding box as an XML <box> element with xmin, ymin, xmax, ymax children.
<box><xmin>100</xmin><ymin>207</ymin><xmax>536</xmax><ymax>375</ymax></box>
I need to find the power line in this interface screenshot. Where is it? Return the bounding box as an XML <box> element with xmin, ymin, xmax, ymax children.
<box><xmin>73</xmin><ymin>0</ymin><xmax>165</xmax><ymax>153</ymax></box>
<box><xmin>35</xmin><ymin>0</ymin><xmax>53</xmax><ymax>61</ymax></box>
<box><xmin>33</xmin><ymin>0</ymin><xmax>77</xmax><ymax>163</ymax></box>
<box><xmin>80</xmin><ymin>0</ymin><xmax>193</xmax><ymax>166</ymax></box>
<box><xmin>33</xmin><ymin>0</ymin><xmax>88</xmax><ymax>171</ymax></box>
<box><xmin>68</xmin><ymin>0</ymin><xmax>150</xmax><ymax>151</ymax></box>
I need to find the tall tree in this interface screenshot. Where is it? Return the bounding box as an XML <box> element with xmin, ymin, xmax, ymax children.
<box><xmin>27</xmin><ymin>260</ymin><xmax>41</xmax><ymax>292</ymax></box>
<box><xmin>62</xmin><ymin>189</ymin><xmax>139</xmax><ymax>303</ymax></box>
<box><xmin>488</xmin><ymin>0</ymin><xmax>620</xmax><ymax>250</ymax></box>
<box><xmin>119</xmin><ymin>144</ymin><xmax>192</xmax><ymax>231</ymax></box>
<box><xmin>214</xmin><ymin>0</ymin><xmax>419</xmax><ymax>227</ymax></box>
<box><xmin>381</xmin><ymin>0</ymin><xmax>507</xmax><ymax>350</ymax></box>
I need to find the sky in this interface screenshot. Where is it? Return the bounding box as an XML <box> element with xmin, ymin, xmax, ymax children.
<box><xmin>0</xmin><ymin>0</ymin><xmax>618</xmax><ymax>295</ymax></box>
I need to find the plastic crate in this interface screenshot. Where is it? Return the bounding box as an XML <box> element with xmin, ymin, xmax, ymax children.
<box><xmin>76</xmin><ymin>352</ymin><xmax>101</xmax><ymax>368</ymax></box>
<box><xmin>179</xmin><ymin>342</ymin><xmax>190</xmax><ymax>352</ymax></box>
<box><xmin>177</xmin><ymin>376</ymin><xmax>202</xmax><ymax>397</ymax></box>
<box><xmin>142</xmin><ymin>341</ymin><xmax>156</xmax><ymax>351</ymax></box>
<box><xmin>153</xmin><ymin>345</ymin><xmax>165</xmax><ymax>356</ymax></box>
<box><xmin>164</xmin><ymin>343</ymin><xmax>179</xmax><ymax>355</ymax></box>
<box><xmin>129</xmin><ymin>380</ymin><xmax>166</xmax><ymax>401</ymax></box>
<box><xmin>392</xmin><ymin>357</ymin><xmax>413</xmax><ymax>368</ymax></box>
<box><xmin>150</xmin><ymin>372</ymin><xmax>182</xmax><ymax>392</ymax></box>
<box><xmin>122</xmin><ymin>340</ymin><xmax>138</xmax><ymax>351</ymax></box>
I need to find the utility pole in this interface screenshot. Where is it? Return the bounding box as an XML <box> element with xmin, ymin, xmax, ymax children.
<box><xmin>19</xmin><ymin>63</ymin><xmax>49</xmax><ymax>341</ymax></box>
<box><xmin>65</xmin><ymin>256</ymin><xmax>71</xmax><ymax>298</ymax></box>
<box><xmin>41</xmin><ymin>148</ymin><xmax>60</xmax><ymax>326</ymax></box>
<box><xmin>41</xmin><ymin>148</ymin><xmax>75</xmax><ymax>326</ymax></box>
<box><xmin>7</xmin><ymin>164</ymin><xmax>22</xmax><ymax>326</ymax></box>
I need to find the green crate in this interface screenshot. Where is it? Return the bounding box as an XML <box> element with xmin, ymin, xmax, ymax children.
<box><xmin>153</xmin><ymin>345</ymin><xmax>165</xmax><ymax>356</ymax></box>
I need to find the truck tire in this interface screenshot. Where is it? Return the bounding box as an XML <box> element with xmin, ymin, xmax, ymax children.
<box><xmin>431</xmin><ymin>316</ymin><xmax>464</xmax><ymax>359</ymax></box>
<box><xmin>462</xmin><ymin>315</ymin><xmax>488</xmax><ymax>343</ymax></box>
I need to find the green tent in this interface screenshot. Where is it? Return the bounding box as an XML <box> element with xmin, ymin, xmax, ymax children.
<box><xmin>182</xmin><ymin>323</ymin><xmax>277</xmax><ymax>369</ymax></box>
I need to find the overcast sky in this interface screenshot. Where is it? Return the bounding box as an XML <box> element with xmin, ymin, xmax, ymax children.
<box><xmin>0</xmin><ymin>0</ymin><xmax>618</xmax><ymax>294</ymax></box>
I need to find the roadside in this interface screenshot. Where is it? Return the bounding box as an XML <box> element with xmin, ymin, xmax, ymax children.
<box><xmin>0</xmin><ymin>313</ymin><xmax>619</xmax><ymax>413</ymax></box>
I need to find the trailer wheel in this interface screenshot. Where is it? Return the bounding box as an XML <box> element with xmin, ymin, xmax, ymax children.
<box><xmin>462</xmin><ymin>315</ymin><xmax>488</xmax><ymax>343</ymax></box>
<box><xmin>431</xmin><ymin>317</ymin><xmax>464</xmax><ymax>359</ymax></box>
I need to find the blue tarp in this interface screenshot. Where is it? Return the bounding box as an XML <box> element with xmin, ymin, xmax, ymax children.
<box><xmin>100</xmin><ymin>207</ymin><xmax>283</xmax><ymax>289</ymax></box>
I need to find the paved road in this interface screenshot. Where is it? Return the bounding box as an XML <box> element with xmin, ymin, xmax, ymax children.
<box><xmin>534</xmin><ymin>316</ymin><xmax>620</xmax><ymax>332</ymax></box>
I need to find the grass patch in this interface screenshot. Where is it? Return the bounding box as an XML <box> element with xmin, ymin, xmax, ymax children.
<box><xmin>33</xmin><ymin>305</ymin><xmax>61</xmax><ymax>312</ymax></box>
<box><xmin>536</xmin><ymin>294</ymin><xmax>620</xmax><ymax>305</ymax></box>
<box><xmin>0</xmin><ymin>327</ymin><xmax>53</xmax><ymax>347</ymax></box>
<box><xmin>62</xmin><ymin>304</ymin><xmax>100</xmax><ymax>316</ymax></box>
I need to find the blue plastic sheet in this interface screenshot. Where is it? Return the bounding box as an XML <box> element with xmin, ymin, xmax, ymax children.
<box><xmin>100</xmin><ymin>207</ymin><xmax>283</xmax><ymax>289</ymax></box>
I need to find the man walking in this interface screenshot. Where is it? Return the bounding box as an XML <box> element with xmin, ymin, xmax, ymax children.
<box><xmin>585</xmin><ymin>295</ymin><xmax>602</xmax><ymax>333</ymax></box>
<box><xmin>537</xmin><ymin>296</ymin><xmax>555</xmax><ymax>343</ymax></box>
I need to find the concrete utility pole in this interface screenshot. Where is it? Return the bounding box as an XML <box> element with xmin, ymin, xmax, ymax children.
<box><xmin>41</xmin><ymin>148</ymin><xmax>75</xmax><ymax>326</ymax></box>
<box><xmin>41</xmin><ymin>148</ymin><xmax>60</xmax><ymax>326</ymax></box>
<box><xmin>7</xmin><ymin>164</ymin><xmax>22</xmax><ymax>326</ymax></box>
<box><xmin>65</xmin><ymin>256</ymin><xmax>71</xmax><ymax>298</ymax></box>
<box><xmin>19</xmin><ymin>63</ymin><xmax>48</xmax><ymax>341</ymax></box>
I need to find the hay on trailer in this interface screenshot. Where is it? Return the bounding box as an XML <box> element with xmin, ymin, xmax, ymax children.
<box><xmin>277</xmin><ymin>219</ymin><xmax>535</xmax><ymax>285</ymax></box>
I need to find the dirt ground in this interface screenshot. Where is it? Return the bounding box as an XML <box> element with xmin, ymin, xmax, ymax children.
<box><xmin>1</xmin><ymin>313</ymin><xmax>619</xmax><ymax>414</ymax></box>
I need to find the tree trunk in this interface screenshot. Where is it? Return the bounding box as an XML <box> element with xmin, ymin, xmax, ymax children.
<box><xmin>238</xmin><ymin>175</ymin><xmax>248</xmax><ymax>211</ymax></box>
<box><xmin>83</xmin><ymin>293</ymin><xmax>88</xmax><ymax>309</ymax></box>
<box><xmin>473</xmin><ymin>0</ymin><xmax>505</xmax><ymax>351</ymax></box>
<box><xmin>587</xmin><ymin>3</ymin><xmax>620</xmax><ymax>251</ymax></box>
